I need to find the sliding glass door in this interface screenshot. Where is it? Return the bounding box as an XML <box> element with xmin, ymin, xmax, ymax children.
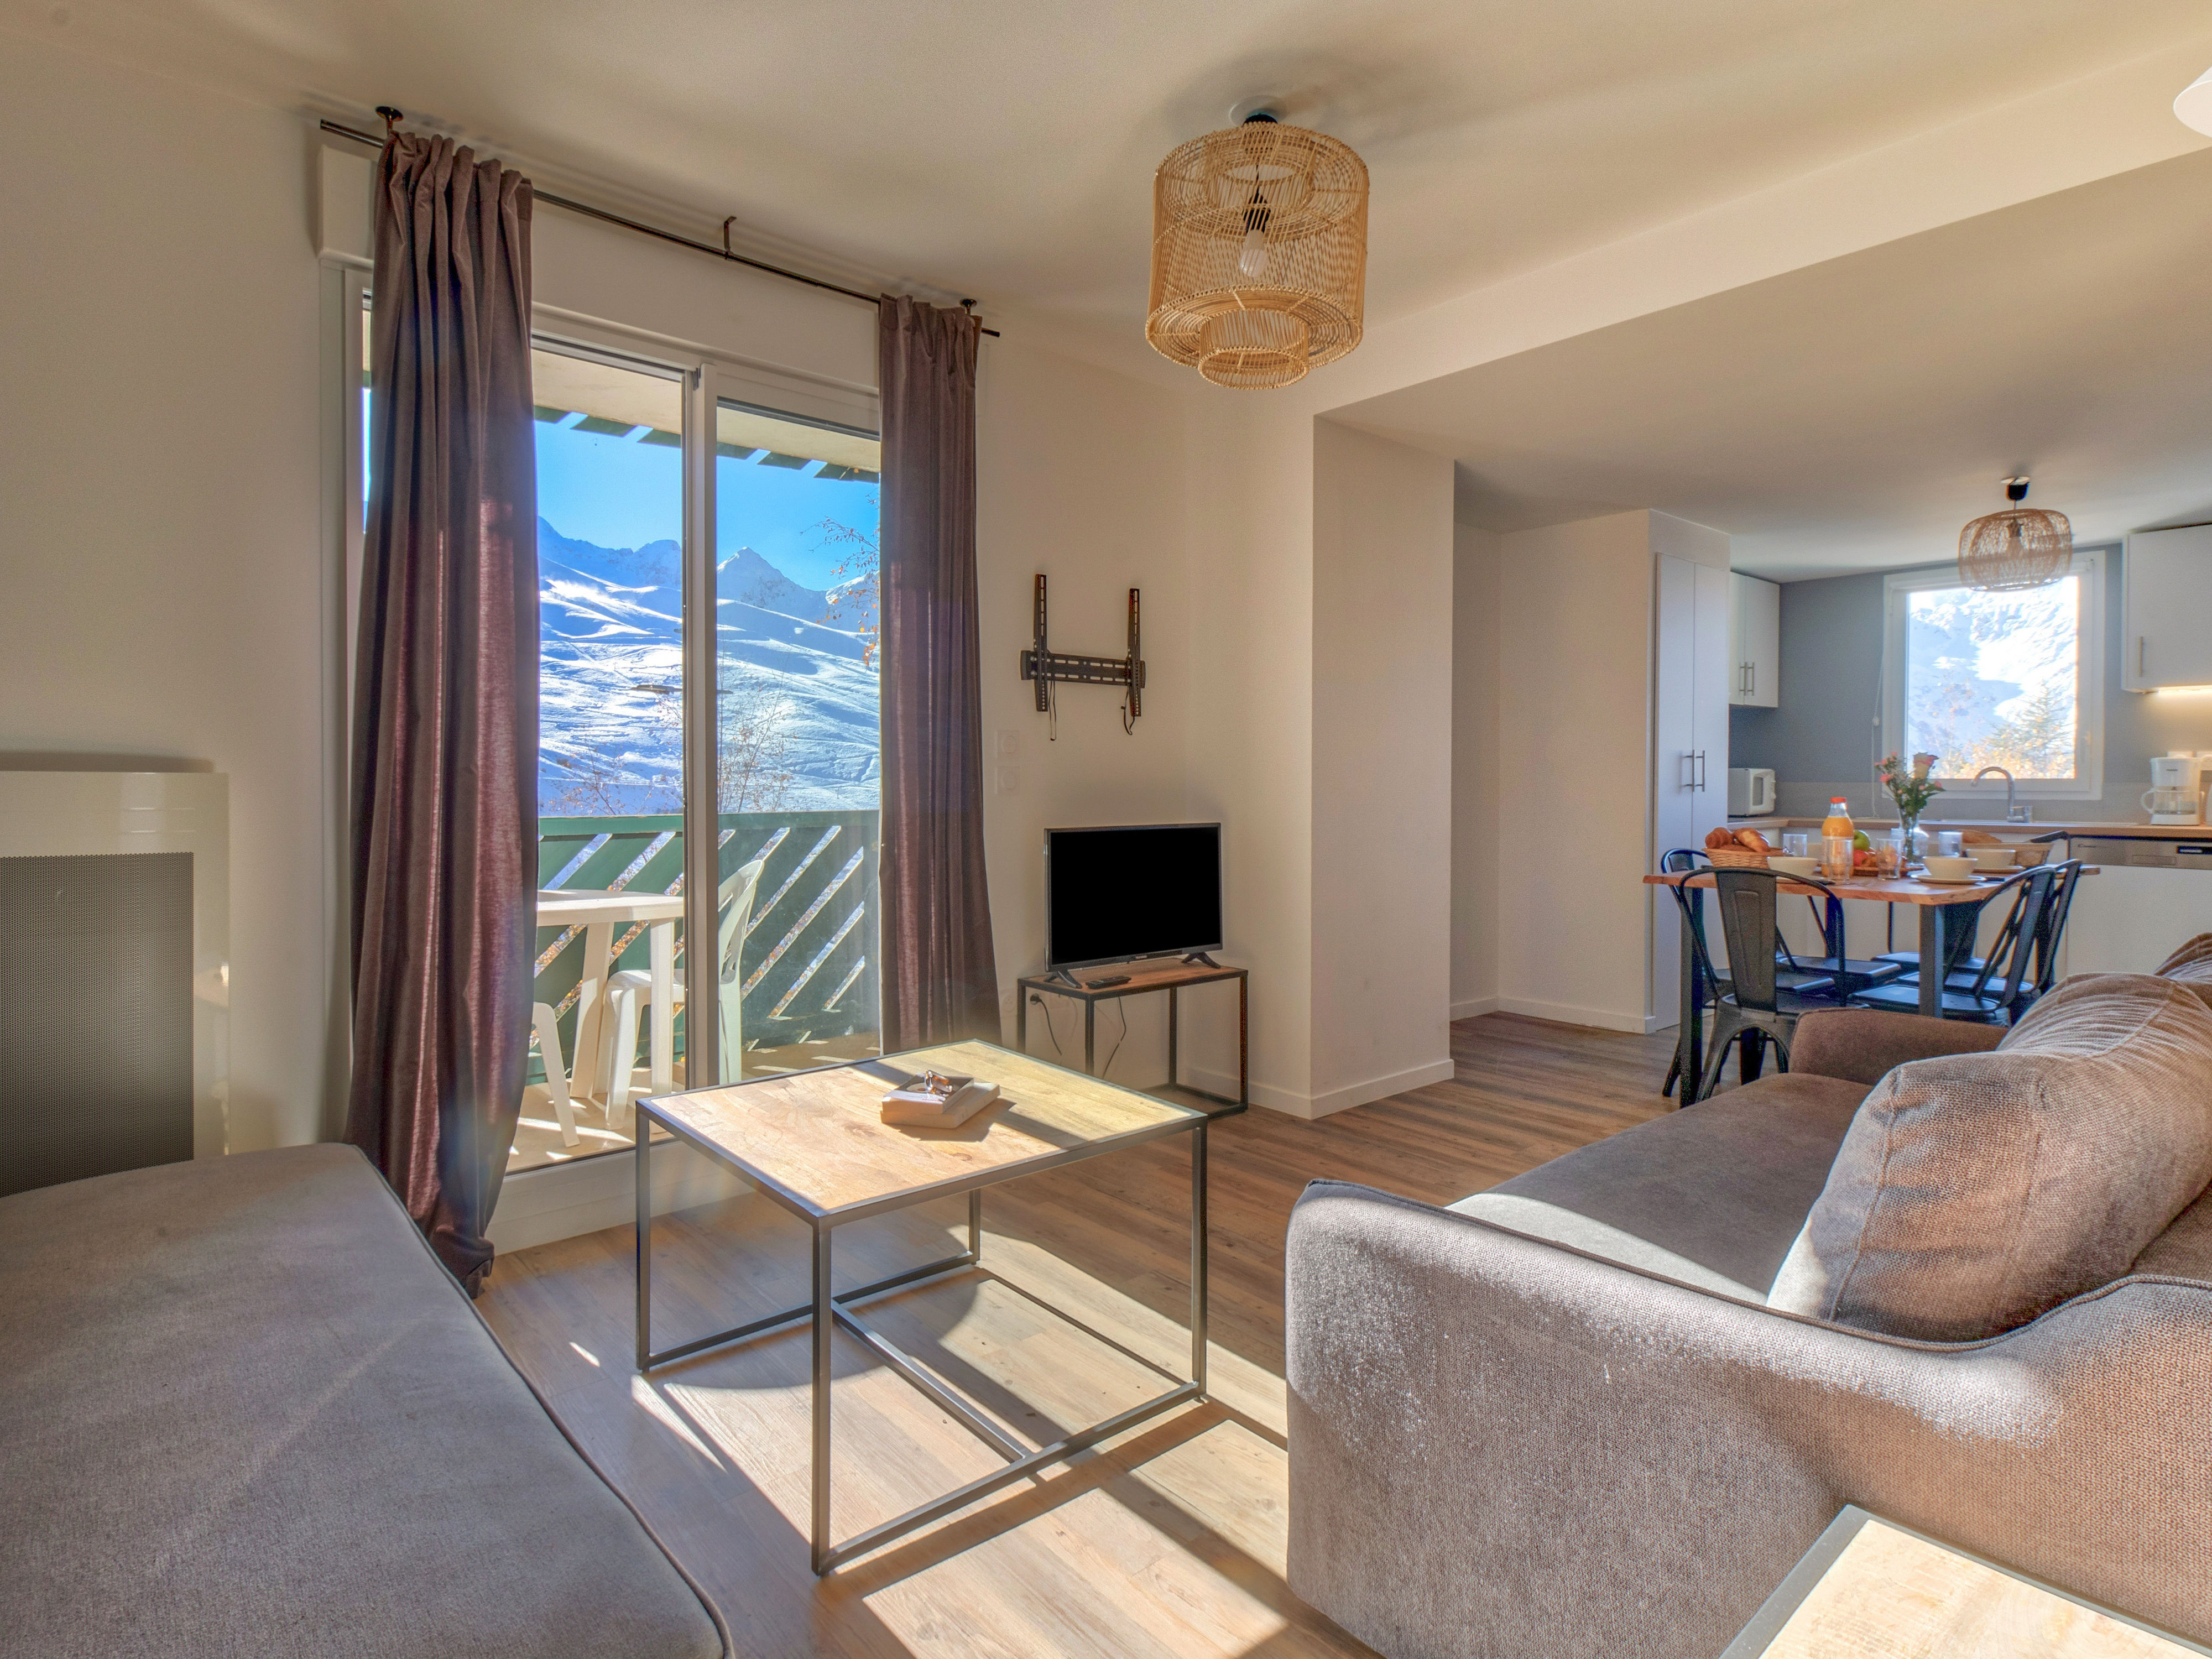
<box><xmin>523</xmin><ymin>346</ymin><xmax>691</xmax><ymax>1167</ymax></box>
<box><xmin>706</xmin><ymin>401</ymin><xmax>883</xmax><ymax>1082</ymax></box>
<box><xmin>514</xmin><ymin>347</ymin><xmax>883</xmax><ymax>1167</ymax></box>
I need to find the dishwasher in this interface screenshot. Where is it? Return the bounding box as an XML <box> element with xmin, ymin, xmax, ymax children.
<box><xmin>2062</xmin><ymin>836</ymin><xmax>2212</xmax><ymax>976</ymax></box>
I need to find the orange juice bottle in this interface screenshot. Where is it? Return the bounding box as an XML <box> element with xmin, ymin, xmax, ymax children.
<box><xmin>1821</xmin><ymin>797</ymin><xmax>1855</xmax><ymax>878</ymax></box>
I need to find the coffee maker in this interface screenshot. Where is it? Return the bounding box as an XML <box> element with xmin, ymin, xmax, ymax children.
<box><xmin>2143</xmin><ymin>753</ymin><xmax>2212</xmax><ymax>825</ymax></box>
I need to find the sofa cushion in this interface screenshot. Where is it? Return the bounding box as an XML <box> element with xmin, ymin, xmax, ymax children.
<box><xmin>2157</xmin><ymin>931</ymin><xmax>2212</xmax><ymax>1011</ymax></box>
<box><xmin>1770</xmin><ymin>974</ymin><xmax>2212</xmax><ymax>1340</ymax></box>
<box><xmin>2133</xmin><ymin>1186</ymin><xmax>2212</xmax><ymax>1282</ymax></box>
<box><xmin>0</xmin><ymin>1145</ymin><xmax>728</xmax><ymax>1659</ymax></box>
<box><xmin>1449</xmin><ymin>1071</ymin><xmax>1865</xmax><ymax>1302</ymax></box>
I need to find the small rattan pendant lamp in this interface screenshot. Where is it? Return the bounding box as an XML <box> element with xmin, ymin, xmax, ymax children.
<box><xmin>1958</xmin><ymin>477</ymin><xmax>2072</xmax><ymax>592</ymax></box>
<box><xmin>1146</xmin><ymin>110</ymin><xmax>1368</xmax><ymax>389</ymax></box>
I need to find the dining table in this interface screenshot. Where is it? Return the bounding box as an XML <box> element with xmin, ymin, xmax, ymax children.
<box><xmin>1645</xmin><ymin>865</ymin><xmax>2094</xmax><ymax>1105</ymax></box>
<box><xmin>536</xmin><ymin>886</ymin><xmax>685</xmax><ymax>1109</ymax></box>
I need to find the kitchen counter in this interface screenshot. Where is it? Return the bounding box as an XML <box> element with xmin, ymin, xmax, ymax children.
<box><xmin>1745</xmin><ymin>818</ymin><xmax>2212</xmax><ymax>840</ymax></box>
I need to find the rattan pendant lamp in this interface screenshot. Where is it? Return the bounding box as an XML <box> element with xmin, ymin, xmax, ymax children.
<box><xmin>1146</xmin><ymin>109</ymin><xmax>1368</xmax><ymax>389</ymax></box>
<box><xmin>1957</xmin><ymin>477</ymin><xmax>2072</xmax><ymax>592</ymax></box>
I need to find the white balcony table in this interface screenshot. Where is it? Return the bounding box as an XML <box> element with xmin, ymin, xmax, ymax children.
<box><xmin>536</xmin><ymin>888</ymin><xmax>684</xmax><ymax>1118</ymax></box>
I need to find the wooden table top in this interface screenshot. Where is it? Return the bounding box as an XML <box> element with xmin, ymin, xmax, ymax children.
<box><xmin>1645</xmin><ymin>870</ymin><xmax>2094</xmax><ymax>907</ymax></box>
<box><xmin>641</xmin><ymin>1039</ymin><xmax>1203</xmax><ymax>1219</ymax></box>
<box><xmin>1726</xmin><ymin>1507</ymin><xmax>2202</xmax><ymax>1657</ymax></box>
<box><xmin>1017</xmin><ymin>956</ymin><xmax>1246</xmax><ymax>997</ymax></box>
<box><xmin>536</xmin><ymin>887</ymin><xmax>685</xmax><ymax>926</ymax></box>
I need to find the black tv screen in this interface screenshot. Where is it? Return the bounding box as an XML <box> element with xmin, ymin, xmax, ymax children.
<box><xmin>1046</xmin><ymin>823</ymin><xmax>1223</xmax><ymax>971</ymax></box>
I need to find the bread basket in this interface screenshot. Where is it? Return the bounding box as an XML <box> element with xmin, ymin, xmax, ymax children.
<box><xmin>1706</xmin><ymin>846</ymin><xmax>1770</xmax><ymax>868</ymax></box>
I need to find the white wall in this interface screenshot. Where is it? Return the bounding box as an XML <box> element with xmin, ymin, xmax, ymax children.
<box><xmin>1452</xmin><ymin>520</ymin><xmax>1503</xmax><ymax>1018</ymax></box>
<box><xmin>975</xmin><ymin>338</ymin><xmax>1193</xmax><ymax>1086</ymax></box>
<box><xmin>1495</xmin><ymin>510</ymin><xmax>1656</xmax><ymax>1032</ymax></box>
<box><xmin>0</xmin><ymin>40</ymin><xmax>332</xmax><ymax>1152</ymax></box>
<box><xmin>1179</xmin><ymin>397</ymin><xmax>1319</xmax><ymax>1108</ymax></box>
<box><xmin>1307</xmin><ymin>421</ymin><xmax>1457</xmax><ymax>1114</ymax></box>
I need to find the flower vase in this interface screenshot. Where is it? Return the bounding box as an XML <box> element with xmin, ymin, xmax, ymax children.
<box><xmin>1896</xmin><ymin>814</ymin><xmax>1919</xmax><ymax>870</ymax></box>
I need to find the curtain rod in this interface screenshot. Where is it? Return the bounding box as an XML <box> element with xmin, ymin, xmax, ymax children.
<box><xmin>318</xmin><ymin>117</ymin><xmax>1001</xmax><ymax>337</ymax></box>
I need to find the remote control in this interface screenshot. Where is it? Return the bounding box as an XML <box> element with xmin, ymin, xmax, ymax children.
<box><xmin>1088</xmin><ymin>973</ymin><xmax>1131</xmax><ymax>987</ymax></box>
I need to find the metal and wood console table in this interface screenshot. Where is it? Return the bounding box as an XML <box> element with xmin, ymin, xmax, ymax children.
<box><xmin>1015</xmin><ymin>956</ymin><xmax>1248</xmax><ymax>1111</ymax></box>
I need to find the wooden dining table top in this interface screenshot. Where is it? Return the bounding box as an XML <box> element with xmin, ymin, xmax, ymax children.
<box><xmin>1644</xmin><ymin>868</ymin><xmax>2096</xmax><ymax>907</ymax></box>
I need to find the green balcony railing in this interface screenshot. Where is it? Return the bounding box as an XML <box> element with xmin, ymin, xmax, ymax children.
<box><xmin>531</xmin><ymin>809</ymin><xmax>879</xmax><ymax>1085</ymax></box>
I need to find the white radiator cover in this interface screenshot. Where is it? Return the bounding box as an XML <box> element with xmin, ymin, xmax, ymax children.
<box><xmin>0</xmin><ymin>772</ymin><xmax>229</xmax><ymax>1183</ymax></box>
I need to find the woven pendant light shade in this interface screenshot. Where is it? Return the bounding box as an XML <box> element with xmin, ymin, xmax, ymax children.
<box><xmin>1146</xmin><ymin>116</ymin><xmax>1368</xmax><ymax>389</ymax></box>
<box><xmin>1957</xmin><ymin>478</ymin><xmax>2072</xmax><ymax>592</ymax></box>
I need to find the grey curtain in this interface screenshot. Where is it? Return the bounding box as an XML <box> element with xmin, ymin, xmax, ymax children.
<box><xmin>878</xmin><ymin>296</ymin><xmax>1000</xmax><ymax>1048</ymax></box>
<box><xmin>347</xmin><ymin>133</ymin><xmax>536</xmax><ymax>1295</ymax></box>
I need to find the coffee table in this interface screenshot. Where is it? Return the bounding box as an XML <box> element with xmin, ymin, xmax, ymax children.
<box><xmin>632</xmin><ymin>1038</ymin><xmax>1211</xmax><ymax>1574</ymax></box>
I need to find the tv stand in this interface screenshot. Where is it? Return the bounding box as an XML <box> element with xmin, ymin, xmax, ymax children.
<box><xmin>1016</xmin><ymin>957</ymin><xmax>1247</xmax><ymax>1112</ymax></box>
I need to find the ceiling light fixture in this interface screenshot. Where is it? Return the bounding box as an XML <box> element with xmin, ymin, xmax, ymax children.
<box><xmin>2175</xmin><ymin>64</ymin><xmax>2212</xmax><ymax>134</ymax></box>
<box><xmin>1958</xmin><ymin>477</ymin><xmax>2072</xmax><ymax>592</ymax></box>
<box><xmin>1145</xmin><ymin>108</ymin><xmax>1368</xmax><ymax>390</ymax></box>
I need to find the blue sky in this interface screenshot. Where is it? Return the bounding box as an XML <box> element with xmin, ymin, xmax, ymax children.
<box><xmin>534</xmin><ymin>420</ymin><xmax>877</xmax><ymax>591</ymax></box>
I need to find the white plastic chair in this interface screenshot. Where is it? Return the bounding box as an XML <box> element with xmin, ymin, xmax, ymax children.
<box><xmin>606</xmin><ymin>858</ymin><xmax>767</xmax><ymax>1122</ymax></box>
<box><xmin>529</xmin><ymin>1000</ymin><xmax>581</xmax><ymax>1146</ymax></box>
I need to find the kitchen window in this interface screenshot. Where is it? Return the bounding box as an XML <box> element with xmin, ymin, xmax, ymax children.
<box><xmin>1880</xmin><ymin>551</ymin><xmax>2104</xmax><ymax>799</ymax></box>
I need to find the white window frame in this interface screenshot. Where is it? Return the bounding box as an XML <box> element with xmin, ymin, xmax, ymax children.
<box><xmin>1878</xmin><ymin>551</ymin><xmax>2104</xmax><ymax>801</ymax></box>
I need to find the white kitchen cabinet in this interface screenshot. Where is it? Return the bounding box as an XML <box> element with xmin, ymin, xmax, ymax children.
<box><xmin>1651</xmin><ymin>555</ymin><xmax>1733</xmax><ymax>1024</ymax></box>
<box><xmin>2124</xmin><ymin>525</ymin><xmax>2212</xmax><ymax>691</ymax></box>
<box><xmin>1729</xmin><ymin>571</ymin><xmax>1780</xmax><ymax>707</ymax></box>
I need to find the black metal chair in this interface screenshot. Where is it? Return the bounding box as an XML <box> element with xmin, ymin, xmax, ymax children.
<box><xmin>1670</xmin><ymin>867</ymin><xmax>1839</xmax><ymax>1101</ymax></box>
<box><xmin>1658</xmin><ymin>849</ymin><xmax>1830</xmax><ymax>1097</ymax></box>
<box><xmin>1849</xmin><ymin>864</ymin><xmax>2061</xmax><ymax>1025</ymax></box>
<box><xmin>2028</xmin><ymin>859</ymin><xmax>2085</xmax><ymax>1000</ymax></box>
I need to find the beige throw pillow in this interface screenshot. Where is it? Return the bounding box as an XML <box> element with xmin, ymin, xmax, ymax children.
<box><xmin>1769</xmin><ymin>975</ymin><xmax>2212</xmax><ymax>1340</ymax></box>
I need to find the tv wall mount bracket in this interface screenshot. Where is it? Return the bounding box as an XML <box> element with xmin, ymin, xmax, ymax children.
<box><xmin>1018</xmin><ymin>574</ymin><xmax>1144</xmax><ymax>733</ymax></box>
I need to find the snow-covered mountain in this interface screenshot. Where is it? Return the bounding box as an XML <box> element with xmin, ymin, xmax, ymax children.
<box><xmin>536</xmin><ymin>518</ymin><xmax>879</xmax><ymax>816</ymax></box>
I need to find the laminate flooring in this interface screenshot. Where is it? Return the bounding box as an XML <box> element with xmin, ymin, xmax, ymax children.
<box><xmin>478</xmin><ymin>1013</ymin><xmax>1677</xmax><ymax>1659</ymax></box>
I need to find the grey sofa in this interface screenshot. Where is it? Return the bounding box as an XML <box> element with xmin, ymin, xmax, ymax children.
<box><xmin>1285</xmin><ymin>1006</ymin><xmax>2212</xmax><ymax>1658</ymax></box>
<box><xmin>1</xmin><ymin>1144</ymin><xmax>728</xmax><ymax>1659</ymax></box>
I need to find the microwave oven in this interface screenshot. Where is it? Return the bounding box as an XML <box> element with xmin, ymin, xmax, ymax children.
<box><xmin>1728</xmin><ymin>767</ymin><xmax>1777</xmax><ymax>817</ymax></box>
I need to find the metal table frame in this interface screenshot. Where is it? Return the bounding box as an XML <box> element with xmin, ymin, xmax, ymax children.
<box><xmin>633</xmin><ymin>1067</ymin><xmax>1210</xmax><ymax>1576</ymax></box>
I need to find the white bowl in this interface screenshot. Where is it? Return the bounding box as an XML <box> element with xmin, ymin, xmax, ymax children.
<box><xmin>1922</xmin><ymin>855</ymin><xmax>1975</xmax><ymax>881</ymax></box>
<box><xmin>1767</xmin><ymin>855</ymin><xmax>1819</xmax><ymax>878</ymax></box>
<box><xmin>1969</xmin><ymin>846</ymin><xmax>2017</xmax><ymax>870</ymax></box>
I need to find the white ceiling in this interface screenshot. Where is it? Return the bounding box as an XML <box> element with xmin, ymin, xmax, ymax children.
<box><xmin>1339</xmin><ymin>146</ymin><xmax>2212</xmax><ymax>580</ymax></box>
<box><xmin>13</xmin><ymin>0</ymin><xmax>2212</xmax><ymax>351</ymax></box>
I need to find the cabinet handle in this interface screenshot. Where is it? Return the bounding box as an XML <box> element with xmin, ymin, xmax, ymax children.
<box><xmin>1682</xmin><ymin>752</ymin><xmax>1695</xmax><ymax>791</ymax></box>
<box><xmin>2140</xmin><ymin>636</ymin><xmax>2147</xmax><ymax>677</ymax></box>
<box><xmin>1748</xmin><ymin>663</ymin><xmax>1756</xmax><ymax>699</ymax></box>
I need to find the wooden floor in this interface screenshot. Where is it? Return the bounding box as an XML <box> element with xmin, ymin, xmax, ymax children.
<box><xmin>478</xmin><ymin>1013</ymin><xmax>1676</xmax><ymax>1659</ymax></box>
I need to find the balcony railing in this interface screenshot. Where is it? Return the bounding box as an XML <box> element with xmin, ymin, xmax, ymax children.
<box><xmin>531</xmin><ymin>809</ymin><xmax>879</xmax><ymax>1085</ymax></box>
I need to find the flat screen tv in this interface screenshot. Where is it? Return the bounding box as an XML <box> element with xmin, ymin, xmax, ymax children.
<box><xmin>1045</xmin><ymin>823</ymin><xmax>1223</xmax><ymax>972</ymax></box>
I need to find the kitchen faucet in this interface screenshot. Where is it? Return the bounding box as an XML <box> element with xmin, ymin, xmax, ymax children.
<box><xmin>1974</xmin><ymin>765</ymin><xmax>2032</xmax><ymax>824</ymax></box>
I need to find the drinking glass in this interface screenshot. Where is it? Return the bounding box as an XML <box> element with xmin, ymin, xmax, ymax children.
<box><xmin>1782</xmin><ymin>832</ymin><xmax>1813</xmax><ymax>858</ymax></box>
<box><xmin>1821</xmin><ymin>835</ymin><xmax>1853</xmax><ymax>879</ymax></box>
<box><xmin>1935</xmin><ymin>831</ymin><xmax>1963</xmax><ymax>858</ymax></box>
<box><xmin>1874</xmin><ymin>832</ymin><xmax>1902</xmax><ymax>879</ymax></box>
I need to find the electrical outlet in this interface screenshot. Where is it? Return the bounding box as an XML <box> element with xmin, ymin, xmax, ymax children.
<box><xmin>995</xmin><ymin>730</ymin><xmax>1019</xmax><ymax>758</ymax></box>
<box><xmin>995</xmin><ymin>765</ymin><xmax>1019</xmax><ymax>795</ymax></box>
